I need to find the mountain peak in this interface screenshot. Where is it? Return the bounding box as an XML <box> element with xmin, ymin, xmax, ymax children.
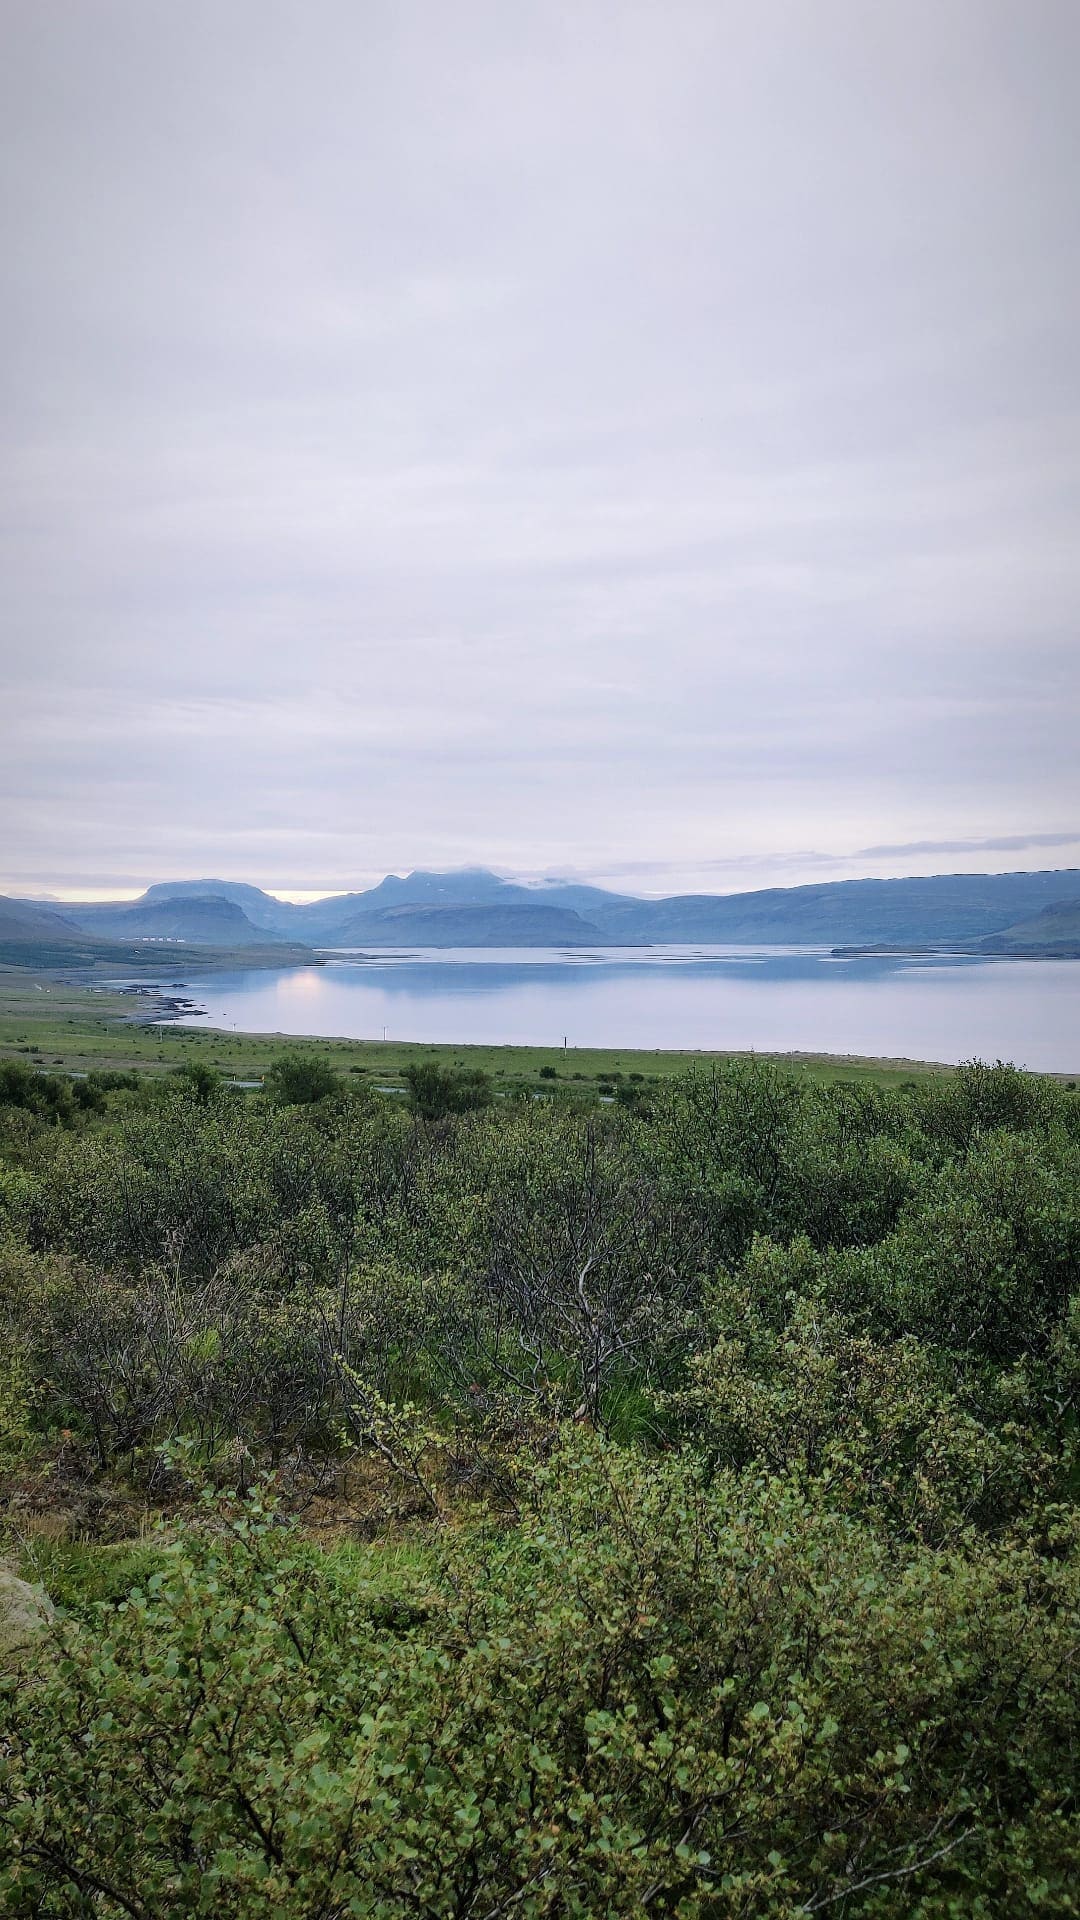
<box><xmin>360</xmin><ymin>868</ymin><xmax>511</xmax><ymax>907</ymax></box>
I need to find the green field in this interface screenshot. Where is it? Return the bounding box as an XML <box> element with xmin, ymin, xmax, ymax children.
<box><xmin>0</xmin><ymin>963</ymin><xmax>962</xmax><ymax>1092</ymax></box>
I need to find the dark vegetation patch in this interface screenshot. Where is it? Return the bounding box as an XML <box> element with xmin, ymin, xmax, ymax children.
<box><xmin>1</xmin><ymin>1057</ymin><xmax>1079</xmax><ymax>1912</ymax></box>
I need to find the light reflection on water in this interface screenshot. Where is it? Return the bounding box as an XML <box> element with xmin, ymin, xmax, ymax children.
<box><xmin>153</xmin><ymin>945</ymin><xmax>1078</xmax><ymax>1072</ymax></box>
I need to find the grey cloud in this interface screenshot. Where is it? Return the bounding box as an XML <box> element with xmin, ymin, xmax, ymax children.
<box><xmin>2</xmin><ymin>0</ymin><xmax>1079</xmax><ymax>895</ymax></box>
<box><xmin>858</xmin><ymin>833</ymin><xmax>1080</xmax><ymax>859</ymax></box>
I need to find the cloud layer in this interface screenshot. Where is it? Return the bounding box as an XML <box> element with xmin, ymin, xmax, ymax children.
<box><xmin>2</xmin><ymin>1</ymin><xmax>1078</xmax><ymax>895</ymax></box>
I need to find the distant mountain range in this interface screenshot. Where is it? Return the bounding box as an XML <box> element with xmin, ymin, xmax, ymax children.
<box><xmin>35</xmin><ymin>875</ymin><xmax>634</xmax><ymax>951</ymax></box>
<box><xmin>5</xmin><ymin>864</ymin><xmax>1080</xmax><ymax>960</ymax></box>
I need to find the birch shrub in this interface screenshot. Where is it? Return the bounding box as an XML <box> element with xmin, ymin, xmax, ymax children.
<box><xmin>3</xmin><ymin>1441</ymin><xmax>1078</xmax><ymax>1918</ymax></box>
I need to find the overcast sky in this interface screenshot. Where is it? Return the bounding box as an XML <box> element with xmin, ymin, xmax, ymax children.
<box><xmin>2</xmin><ymin>0</ymin><xmax>1078</xmax><ymax>900</ymax></box>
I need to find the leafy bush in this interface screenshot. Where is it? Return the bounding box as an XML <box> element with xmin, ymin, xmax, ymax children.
<box><xmin>676</xmin><ymin>1241</ymin><xmax>1072</xmax><ymax>1542</ymax></box>
<box><xmin>3</xmin><ymin>1446</ymin><xmax>1079</xmax><ymax>1914</ymax></box>
<box><xmin>403</xmin><ymin>1062</ymin><xmax>493</xmax><ymax>1121</ymax></box>
<box><xmin>169</xmin><ymin>1061</ymin><xmax>223</xmax><ymax>1104</ymax></box>
<box><xmin>263</xmin><ymin>1054</ymin><xmax>340</xmax><ymax>1105</ymax></box>
<box><xmin>879</xmin><ymin>1128</ymin><xmax>1080</xmax><ymax>1359</ymax></box>
<box><xmin>0</xmin><ymin>1333</ymin><xmax>33</xmax><ymax>1471</ymax></box>
<box><xmin>0</xmin><ymin>1060</ymin><xmax>73</xmax><ymax>1125</ymax></box>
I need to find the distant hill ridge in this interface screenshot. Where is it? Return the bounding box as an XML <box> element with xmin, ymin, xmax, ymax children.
<box><xmin>61</xmin><ymin>893</ymin><xmax>276</xmax><ymax>947</ymax></box>
<box><xmin>0</xmin><ymin>892</ymin><xmax>316</xmax><ymax>970</ymax></box>
<box><xmin>981</xmin><ymin>899</ymin><xmax>1080</xmax><ymax>955</ymax></box>
<box><xmin>12</xmin><ymin>864</ymin><xmax>1080</xmax><ymax>953</ymax></box>
<box><xmin>0</xmin><ymin>898</ymin><xmax>84</xmax><ymax>941</ymax></box>
<box><xmin>327</xmin><ymin>902</ymin><xmax>629</xmax><ymax>948</ymax></box>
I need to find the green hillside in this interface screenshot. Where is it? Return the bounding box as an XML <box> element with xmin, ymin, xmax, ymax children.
<box><xmin>980</xmin><ymin>900</ymin><xmax>1080</xmax><ymax>955</ymax></box>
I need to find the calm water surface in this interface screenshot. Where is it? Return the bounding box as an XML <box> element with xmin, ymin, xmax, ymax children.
<box><xmin>156</xmin><ymin>946</ymin><xmax>1080</xmax><ymax>1072</ymax></box>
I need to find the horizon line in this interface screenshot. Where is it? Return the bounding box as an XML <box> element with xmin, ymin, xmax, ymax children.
<box><xmin>8</xmin><ymin>853</ymin><xmax>1080</xmax><ymax>909</ymax></box>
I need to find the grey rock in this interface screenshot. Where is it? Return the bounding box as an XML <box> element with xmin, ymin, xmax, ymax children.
<box><xmin>0</xmin><ymin>1568</ymin><xmax>55</xmax><ymax>1662</ymax></box>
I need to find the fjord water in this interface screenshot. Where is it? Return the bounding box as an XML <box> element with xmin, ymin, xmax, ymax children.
<box><xmin>165</xmin><ymin>946</ymin><xmax>1080</xmax><ymax>1072</ymax></box>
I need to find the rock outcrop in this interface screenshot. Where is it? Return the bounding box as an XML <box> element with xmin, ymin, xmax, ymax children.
<box><xmin>0</xmin><ymin>1567</ymin><xmax>55</xmax><ymax>1662</ymax></box>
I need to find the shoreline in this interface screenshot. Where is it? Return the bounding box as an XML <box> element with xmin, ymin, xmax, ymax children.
<box><xmin>4</xmin><ymin>965</ymin><xmax>1079</xmax><ymax>1085</ymax></box>
<box><xmin>0</xmin><ymin>969</ymin><xmax>959</xmax><ymax>1089</ymax></box>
